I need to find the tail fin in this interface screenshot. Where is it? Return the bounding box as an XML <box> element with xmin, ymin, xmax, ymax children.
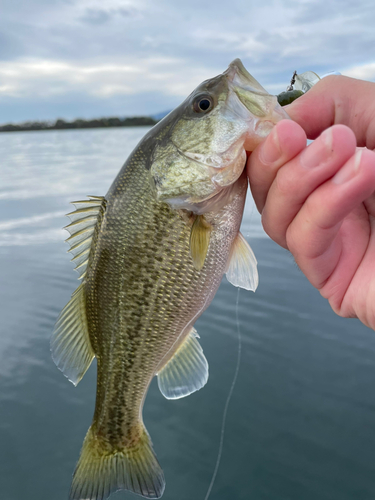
<box><xmin>70</xmin><ymin>425</ymin><xmax>165</xmax><ymax>500</ymax></box>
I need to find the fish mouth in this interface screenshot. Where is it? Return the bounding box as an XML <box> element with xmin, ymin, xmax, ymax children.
<box><xmin>223</xmin><ymin>58</ymin><xmax>288</xmax><ymax>150</ymax></box>
<box><xmin>224</xmin><ymin>58</ymin><xmax>268</xmax><ymax>95</ymax></box>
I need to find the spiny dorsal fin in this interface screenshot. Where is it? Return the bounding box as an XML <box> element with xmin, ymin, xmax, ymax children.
<box><xmin>189</xmin><ymin>215</ymin><xmax>212</xmax><ymax>271</ymax></box>
<box><xmin>226</xmin><ymin>232</ymin><xmax>259</xmax><ymax>291</ymax></box>
<box><xmin>51</xmin><ymin>283</ymin><xmax>95</xmax><ymax>386</ymax></box>
<box><xmin>65</xmin><ymin>196</ymin><xmax>106</xmax><ymax>280</ymax></box>
<box><xmin>157</xmin><ymin>328</ymin><xmax>208</xmax><ymax>400</ymax></box>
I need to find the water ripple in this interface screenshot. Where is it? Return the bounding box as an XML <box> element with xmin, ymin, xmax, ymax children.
<box><xmin>1</xmin><ymin>128</ymin><xmax>375</xmax><ymax>500</ymax></box>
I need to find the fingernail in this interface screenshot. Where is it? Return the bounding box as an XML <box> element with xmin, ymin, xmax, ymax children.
<box><xmin>300</xmin><ymin>128</ymin><xmax>333</xmax><ymax>168</ymax></box>
<box><xmin>260</xmin><ymin>127</ymin><xmax>280</xmax><ymax>164</ymax></box>
<box><xmin>332</xmin><ymin>150</ymin><xmax>362</xmax><ymax>184</ymax></box>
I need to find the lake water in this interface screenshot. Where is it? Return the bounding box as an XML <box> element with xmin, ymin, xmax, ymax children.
<box><xmin>1</xmin><ymin>127</ymin><xmax>375</xmax><ymax>500</ymax></box>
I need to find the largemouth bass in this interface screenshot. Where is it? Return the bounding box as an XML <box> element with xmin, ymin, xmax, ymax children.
<box><xmin>51</xmin><ymin>59</ymin><xmax>288</xmax><ymax>500</ymax></box>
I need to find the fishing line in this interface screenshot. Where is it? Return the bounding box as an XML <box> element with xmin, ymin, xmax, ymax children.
<box><xmin>204</xmin><ymin>287</ymin><xmax>242</xmax><ymax>500</ymax></box>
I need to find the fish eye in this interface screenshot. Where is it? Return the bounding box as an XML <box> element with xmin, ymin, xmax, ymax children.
<box><xmin>193</xmin><ymin>95</ymin><xmax>213</xmax><ymax>113</ymax></box>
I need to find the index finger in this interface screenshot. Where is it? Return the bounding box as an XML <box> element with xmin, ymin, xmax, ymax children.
<box><xmin>286</xmin><ymin>75</ymin><xmax>375</xmax><ymax>149</ymax></box>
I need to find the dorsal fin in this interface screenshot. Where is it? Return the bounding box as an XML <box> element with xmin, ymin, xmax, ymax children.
<box><xmin>65</xmin><ymin>196</ymin><xmax>106</xmax><ymax>280</ymax></box>
<box><xmin>51</xmin><ymin>284</ymin><xmax>95</xmax><ymax>386</ymax></box>
<box><xmin>226</xmin><ymin>232</ymin><xmax>259</xmax><ymax>291</ymax></box>
<box><xmin>157</xmin><ymin>327</ymin><xmax>209</xmax><ymax>400</ymax></box>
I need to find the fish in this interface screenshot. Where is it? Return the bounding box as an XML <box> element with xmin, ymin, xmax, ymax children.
<box><xmin>51</xmin><ymin>58</ymin><xmax>288</xmax><ymax>500</ymax></box>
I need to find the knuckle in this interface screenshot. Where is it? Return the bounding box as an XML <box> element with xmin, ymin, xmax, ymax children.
<box><xmin>260</xmin><ymin>211</ymin><xmax>273</xmax><ymax>238</ymax></box>
<box><xmin>314</xmin><ymin>74</ymin><xmax>341</xmax><ymax>92</ymax></box>
<box><xmin>261</xmin><ymin>211</ymin><xmax>287</xmax><ymax>248</ymax></box>
<box><xmin>274</xmin><ymin>166</ymin><xmax>297</xmax><ymax>198</ymax></box>
<box><xmin>321</xmin><ymin>74</ymin><xmax>340</xmax><ymax>86</ymax></box>
<box><xmin>285</xmin><ymin>223</ymin><xmax>300</xmax><ymax>255</ymax></box>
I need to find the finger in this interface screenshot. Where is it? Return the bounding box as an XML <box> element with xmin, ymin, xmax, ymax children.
<box><xmin>246</xmin><ymin>119</ymin><xmax>306</xmax><ymax>212</ymax></box>
<box><xmin>285</xmin><ymin>75</ymin><xmax>375</xmax><ymax>149</ymax></box>
<box><xmin>261</xmin><ymin>125</ymin><xmax>357</xmax><ymax>248</ymax></box>
<box><xmin>287</xmin><ymin>148</ymin><xmax>375</xmax><ymax>293</ymax></box>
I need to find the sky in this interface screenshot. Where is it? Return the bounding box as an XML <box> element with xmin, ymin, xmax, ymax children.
<box><xmin>1</xmin><ymin>0</ymin><xmax>375</xmax><ymax>124</ymax></box>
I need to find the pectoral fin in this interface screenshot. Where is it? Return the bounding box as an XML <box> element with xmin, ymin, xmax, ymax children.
<box><xmin>226</xmin><ymin>232</ymin><xmax>259</xmax><ymax>291</ymax></box>
<box><xmin>51</xmin><ymin>284</ymin><xmax>94</xmax><ymax>386</ymax></box>
<box><xmin>189</xmin><ymin>215</ymin><xmax>212</xmax><ymax>271</ymax></box>
<box><xmin>157</xmin><ymin>328</ymin><xmax>208</xmax><ymax>400</ymax></box>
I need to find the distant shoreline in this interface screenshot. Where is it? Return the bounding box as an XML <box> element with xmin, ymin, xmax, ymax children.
<box><xmin>0</xmin><ymin>116</ymin><xmax>158</xmax><ymax>133</ymax></box>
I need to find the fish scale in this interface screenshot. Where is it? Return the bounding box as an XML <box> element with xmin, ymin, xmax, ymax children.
<box><xmin>51</xmin><ymin>58</ymin><xmax>287</xmax><ymax>499</ymax></box>
<box><xmin>88</xmin><ymin>157</ymin><xmax>242</xmax><ymax>445</ymax></box>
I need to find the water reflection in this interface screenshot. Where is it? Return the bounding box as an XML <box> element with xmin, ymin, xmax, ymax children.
<box><xmin>0</xmin><ymin>128</ymin><xmax>375</xmax><ymax>500</ymax></box>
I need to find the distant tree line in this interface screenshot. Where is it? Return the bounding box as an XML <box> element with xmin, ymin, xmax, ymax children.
<box><xmin>0</xmin><ymin>116</ymin><xmax>158</xmax><ymax>133</ymax></box>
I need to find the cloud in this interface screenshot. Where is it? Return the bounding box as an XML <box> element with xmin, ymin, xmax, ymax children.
<box><xmin>79</xmin><ymin>5</ymin><xmax>140</xmax><ymax>25</ymax></box>
<box><xmin>80</xmin><ymin>8</ymin><xmax>112</xmax><ymax>25</ymax></box>
<box><xmin>0</xmin><ymin>56</ymin><xmax>216</xmax><ymax>101</ymax></box>
<box><xmin>343</xmin><ymin>62</ymin><xmax>375</xmax><ymax>81</ymax></box>
<box><xmin>1</xmin><ymin>0</ymin><xmax>375</xmax><ymax>122</ymax></box>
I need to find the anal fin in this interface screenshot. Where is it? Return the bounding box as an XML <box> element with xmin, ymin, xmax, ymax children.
<box><xmin>157</xmin><ymin>328</ymin><xmax>208</xmax><ymax>400</ymax></box>
<box><xmin>226</xmin><ymin>232</ymin><xmax>259</xmax><ymax>291</ymax></box>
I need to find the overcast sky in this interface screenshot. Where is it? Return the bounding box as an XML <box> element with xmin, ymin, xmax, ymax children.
<box><xmin>1</xmin><ymin>0</ymin><xmax>375</xmax><ymax>123</ymax></box>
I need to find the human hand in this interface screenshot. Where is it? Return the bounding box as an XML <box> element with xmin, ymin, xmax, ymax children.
<box><xmin>247</xmin><ymin>75</ymin><xmax>375</xmax><ymax>329</ymax></box>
